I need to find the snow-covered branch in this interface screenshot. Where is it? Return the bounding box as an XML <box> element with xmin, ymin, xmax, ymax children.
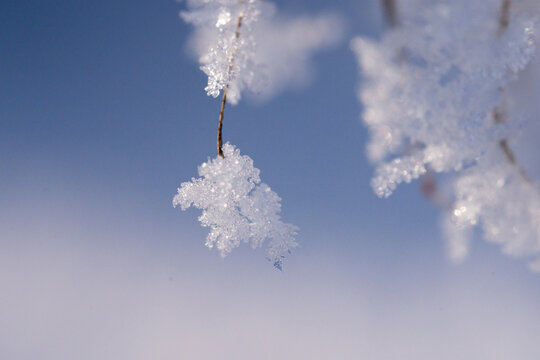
<box><xmin>182</xmin><ymin>0</ymin><xmax>343</xmax><ymax>105</ymax></box>
<box><xmin>175</xmin><ymin>0</ymin><xmax>344</xmax><ymax>268</ymax></box>
<box><xmin>355</xmin><ymin>0</ymin><xmax>540</xmax><ymax>271</ymax></box>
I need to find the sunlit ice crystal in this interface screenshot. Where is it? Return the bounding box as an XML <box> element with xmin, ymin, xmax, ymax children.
<box><xmin>181</xmin><ymin>0</ymin><xmax>263</xmax><ymax>105</ymax></box>
<box><xmin>173</xmin><ymin>143</ymin><xmax>298</xmax><ymax>269</ymax></box>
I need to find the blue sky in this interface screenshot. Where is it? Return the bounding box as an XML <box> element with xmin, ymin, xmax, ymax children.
<box><xmin>1</xmin><ymin>1</ymin><xmax>540</xmax><ymax>359</ymax></box>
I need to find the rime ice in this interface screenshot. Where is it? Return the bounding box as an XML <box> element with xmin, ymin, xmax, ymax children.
<box><xmin>181</xmin><ymin>0</ymin><xmax>263</xmax><ymax>105</ymax></box>
<box><xmin>181</xmin><ymin>0</ymin><xmax>343</xmax><ymax>104</ymax></box>
<box><xmin>449</xmin><ymin>148</ymin><xmax>540</xmax><ymax>271</ymax></box>
<box><xmin>353</xmin><ymin>0</ymin><xmax>536</xmax><ymax>196</ymax></box>
<box><xmin>353</xmin><ymin>0</ymin><xmax>540</xmax><ymax>270</ymax></box>
<box><xmin>173</xmin><ymin>143</ymin><xmax>298</xmax><ymax>269</ymax></box>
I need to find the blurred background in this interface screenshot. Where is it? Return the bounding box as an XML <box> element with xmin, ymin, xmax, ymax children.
<box><xmin>1</xmin><ymin>0</ymin><xmax>540</xmax><ymax>359</ymax></box>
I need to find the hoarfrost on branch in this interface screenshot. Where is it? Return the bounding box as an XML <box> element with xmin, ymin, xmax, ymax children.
<box><xmin>173</xmin><ymin>143</ymin><xmax>298</xmax><ymax>270</ymax></box>
<box><xmin>181</xmin><ymin>0</ymin><xmax>262</xmax><ymax>104</ymax></box>
<box><xmin>353</xmin><ymin>0</ymin><xmax>540</xmax><ymax>270</ymax></box>
<box><xmin>181</xmin><ymin>0</ymin><xmax>343</xmax><ymax>104</ymax></box>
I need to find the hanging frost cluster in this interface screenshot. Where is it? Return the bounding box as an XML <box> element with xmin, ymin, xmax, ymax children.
<box><xmin>181</xmin><ymin>0</ymin><xmax>343</xmax><ymax>104</ymax></box>
<box><xmin>173</xmin><ymin>143</ymin><xmax>298</xmax><ymax>269</ymax></box>
<box><xmin>443</xmin><ymin>147</ymin><xmax>540</xmax><ymax>270</ymax></box>
<box><xmin>181</xmin><ymin>0</ymin><xmax>265</xmax><ymax>105</ymax></box>
<box><xmin>353</xmin><ymin>0</ymin><xmax>540</xmax><ymax>270</ymax></box>
<box><xmin>177</xmin><ymin>0</ymin><xmax>324</xmax><ymax>268</ymax></box>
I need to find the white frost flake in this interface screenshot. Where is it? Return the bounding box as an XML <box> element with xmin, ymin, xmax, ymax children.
<box><xmin>173</xmin><ymin>143</ymin><xmax>298</xmax><ymax>269</ymax></box>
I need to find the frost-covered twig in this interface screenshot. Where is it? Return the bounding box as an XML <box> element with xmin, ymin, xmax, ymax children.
<box><xmin>182</xmin><ymin>0</ymin><xmax>342</xmax><ymax>158</ymax></box>
<box><xmin>354</xmin><ymin>0</ymin><xmax>540</xmax><ymax>271</ymax></box>
<box><xmin>182</xmin><ymin>0</ymin><xmax>261</xmax><ymax>159</ymax></box>
<box><xmin>182</xmin><ymin>0</ymin><xmax>343</xmax><ymax>106</ymax></box>
<box><xmin>493</xmin><ymin>0</ymin><xmax>532</xmax><ymax>182</ymax></box>
<box><xmin>217</xmin><ymin>3</ymin><xmax>244</xmax><ymax>158</ymax></box>
<box><xmin>179</xmin><ymin>0</ymin><xmax>335</xmax><ymax>268</ymax></box>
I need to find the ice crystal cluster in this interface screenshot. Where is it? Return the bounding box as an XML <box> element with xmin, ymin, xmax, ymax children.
<box><xmin>444</xmin><ymin>147</ymin><xmax>540</xmax><ymax>270</ymax></box>
<box><xmin>173</xmin><ymin>143</ymin><xmax>298</xmax><ymax>269</ymax></box>
<box><xmin>354</xmin><ymin>0</ymin><xmax>540</xmax><ymax>270</ymax></box>
<box><xmin>181</xmin><ymin>0</ymin><xmax>265</xmax><ymax>105</ymax></box>
<box><xmin>181</xmin><ymin>0</ymin><xmax>343</xmax><ymax>104</ymax></box>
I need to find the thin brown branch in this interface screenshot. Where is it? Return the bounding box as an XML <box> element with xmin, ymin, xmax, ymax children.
<box><xmin>499</xmin><ymin>139</ymin><xmax>516</xmax><ymax>164</ymax></box>
<box><xmin>492</xmin><ymin>106</ymin><xmax>507</xmax><ymax>124</ymax></box>
<box><xmin>492</xmin><ymin>1</ymin><xmax>531</xmax><ymax>182</ymax></box>
<box><xmin>217</xmin><ymin>90</ymin><xmax>228</xmax><ymax>158</ymax></box>
<box><xmin>381</xmin><ymin>0</ymin><xmax>399</xmax><ymax>28</ymax></box>
<box><xmin>498</xmin><ymin>0</ymin><xmax>511</xmax><ymax>34</ymax></box>
<box><xmin>499</xmin><ymin>138</ymin><xmax>531</xmax><ymax>182</ymax></box>
<box><xmin>217</xmin><ymin>7</ymin><xmax>244</xmax><ymax>158</ymax></box>
<box><xmin>492</xmin><ymin>106</ymin><xmax>532</xmax><ymax>181</ymax></box>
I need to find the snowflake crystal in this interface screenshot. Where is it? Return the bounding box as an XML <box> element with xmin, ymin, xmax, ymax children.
<box><xmin>173</xmin><ymin>143</ymin><xmax>298</xmax><ymax>269</ymax></box>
